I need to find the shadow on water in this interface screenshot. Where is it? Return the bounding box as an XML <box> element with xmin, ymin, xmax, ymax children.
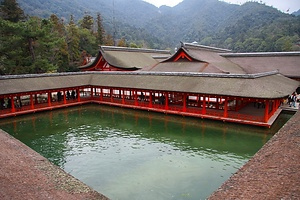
<box><xmin>0</xmin><ymin>104</ymin><xmax>294</xmax><ymax>200</ymax></box>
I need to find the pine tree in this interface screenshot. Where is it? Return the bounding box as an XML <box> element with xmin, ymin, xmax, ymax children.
<box><xmin>49</xmin><ymin>14</ymin><xmax>65</xmax><ymax>36</ymax></box>
<box><xmin>0</xmin><ymin>0</ymin><xmax>25</xmax><ymax>22</ymax></box>
<box><xmin>66</xmin><ymin>15</ymin><xmax>80</xmax><ymax>65</ymax></box>
<box><xmin>96</xmin><ymin>13</ymin><xmax>105</xmax><ymax>45</ymax></box>
<box><xmin>0</xmin><ymin>18</ymin><xmax>27</xmax><ymax>74</ymax></box>
<box><xmin>80</xmin><ymin>14</ymin><xmax>94</xmax><ymax>31</ymax></box>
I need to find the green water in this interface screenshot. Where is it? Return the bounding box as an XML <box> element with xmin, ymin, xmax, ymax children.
<box><xmin>0</xmin><ymin>105</ymin><xmax>292</xmax><ymax>200</ymax></box>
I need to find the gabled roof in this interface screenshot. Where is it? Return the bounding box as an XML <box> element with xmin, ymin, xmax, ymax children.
<box><xmin>1</xmin><ymin>71</ymin><xmax>298</xmax><ymax>99</ymax></box>
<box><xmin>221</xmin><ymin>52</ymin><xmax>300</xmax><ymax>79</ymax></box>
<box><xmin>142</xmin><ymin>42</ymin><xmax>246</xmax><ymax>74</ymax></box>
<box><xmin>79</xmin><ymin>46</ymin><xmax>171</xmax><ymax>70</ymax></box>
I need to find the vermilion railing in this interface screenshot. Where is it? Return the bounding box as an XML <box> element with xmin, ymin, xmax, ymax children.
<box><xmin>0</xmin><ymin>93</ymin><xmax>269</xmax><ymax>126</ymax></box>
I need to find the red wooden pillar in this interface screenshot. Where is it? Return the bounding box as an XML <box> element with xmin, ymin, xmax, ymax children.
<box><xmin>264</xmin><ymin>100</ymin><xmax>270</xmax><ymax>122</ymax></box>
<box><xmin>48</xmin><ymin>92</ymin><xmax>52</xmax><ymax>107</ymax></box>
<box><xmin>100</xmin><ymin>88</ymin><xmax>103</xmax><ymax>101</ymax></box>
<box><xmin>63</xmin><ymin>90</ymin><xmax>67</xmax><ymax>104</ymax></box>
<box><xmin>202</xmin><ymin>96</ymin><xmax>206</xmax><ymax>115</ymax></box>
<box><xmin>11</xmin><ymin>97</ymin><xmax>16</xmax><ymax>113</ymax></box>
<box><xmin>277</xmin><ymin>99</ymin><xmax>281</xmax><ymax>108</ymax></box>
<box><xmin>223</xmin><ymin>98</ymin><xmax>228</xmax><ymax>118</ymax></box>
<box><xmin>197</xmin><ymin>95</ymin><xmax>201</xmax><ymax>107</ymax></box>
<box><xmin>275</xmin><ymin>99</ymin><xmax>279</xmax><ymax>109</ymax></box>
<box><xmin>272</xmin><ymin>100</ymin><xmax>276</xmax><ymax>114</ymax></box>
<box><xmin>91</xmin><ymin>87</ymin><xmax>94</xmax><ymax>99</ymax></box>
<box><xmin>134</xmin><ymin>90</ymin><xmax>138</xmax><ymax>106</ymax></box>
<box><xmin>77</xmin><ymin>89</ymin><xmax>81</xmax><ymax>102</ymax></box>
<box><xmin>235</xmin><ymin>98</ymin><xmax>239</xmax><ymax>111</ymax></box>
<box><xmin>122</xmin><ymin>89</ymin><xmax>125</xmax><ymax>104</ymax></box>
<box><xmin>149</xmin><ymin>92</ymin><xmax>153</xmax><ymax>108</ymax></box>
<box><xmin>165</xmin><ymin>92</ymin><xmax>169</xmax><ymax>110</ymax></box>
<box><xmin>35</xmin><ymin>94</ymin><xmax>38</xmax><ymax>104</ymax></box>
<box><xmin>183</xmin><ymin>93</ymin><xmax>187</xmax><ymax>112</ymax></box>
<box><xmin>216</xmin><ymin>97</ymin><xmax>220</xmax><ymax>109</ymax></box>
<box><xmin>110</xmin><ymin>89</ymin><xmax>113</xmax><ymax>102</ymax></box>
<box><xmin>30</xmin><ymin>94</ymin><xmax>34</xmax><ymax>110</ymax></box>
<box><xmin>119</xmin><ymin>89</ymin><xmax>122</xmax><ymax>99</ymax></box>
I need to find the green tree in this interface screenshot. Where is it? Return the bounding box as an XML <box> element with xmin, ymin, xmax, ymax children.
<box><xmin>96</xmin><ymin>13</ymin><xmax>105</xmax><ymax>45</ymax></box>
<box><xmin>49</xmin><ymin>14</ymin><xmax>69</xmax><ymax>71</ymax></box>
<box><xmin>0</xmin><ymin>18</ymin><xmax>27</xmax><ymax>74</ymax></box>
<box><xmin>200</xmin><ymin>37</ymin><xmax>213</xmax><ymax>46</ymax></box>
<box><xmin>78</xmin><ymin>28</ymin><xmax>97</xmax><ymax>55</ymax></box>
<box><xmin>49</xmin><ymin>14</ymin><xmax>65</xmax><ymax>36</ymax></box>
<box><xmin>117</xmin><ymin>37</ymin><xmax>127</xmax><ymax>47</ymax></box>
<box><xmin>66</xmin><ymin>15</ymin><xmax>80</xmax><ymax>65</ymax></box>
<box><xmin>79</xmin><ymin>14</ymin><xmax>94</xmax><ymax>31</ymax></box>
<box><xmin>0</xmin><ymin>0</ymin><xmax>25</xmax><ymax>22</ymax></box>
<box><xmin>242</xmin><ymin>38</ymin><xmax>263</xmax><ymax>52</ymax></box>
<box><xmin>275</xmin><ymin>36</ymin><xmax>293</xmax><ymax>51</ymax></box>
<box><xmin>105</xmin><ymin>34</ymin><xmax>114</xmax><ymax>46</ymax></box>
<box><xmin>129</xmin><ymin>42</ymin><xmax>139</xmax><ymax>48</ymax></box>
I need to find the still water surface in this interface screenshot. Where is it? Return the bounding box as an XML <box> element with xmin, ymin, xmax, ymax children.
<box><xmin>0</xmin><ymin>105</ymin><xmax>292</xmax><ymax>200</ymax></box>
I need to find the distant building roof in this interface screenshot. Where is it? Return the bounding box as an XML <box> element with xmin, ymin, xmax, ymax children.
<box><xmin>141</xmin><ymin>42</ymin><xmax>245</xmax><ymax>74</ymax></box>
<box><xmin>182</xmin><ymin>42</ymin><xmax>232</xmax><ymax>53</ymax></box>
<box><xmin>79</xmin><ymin>46</ymin><xmax>171</xmax><ymax>71</ymax></box>
<box><xmin>221</xmin><ymin>51</ymin><xmax>300</xmax><ymax>79</ymax></box>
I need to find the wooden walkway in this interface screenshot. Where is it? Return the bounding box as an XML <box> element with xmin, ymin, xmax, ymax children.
<box><xmin>280</xmin><ymin>101</ymin><xmax>299</xmax><ymax>112</ymax></box>
<box><xmin>0</xmin><ymin>97</ymin><xmax>281</xmax><ymax>127</ymax></box>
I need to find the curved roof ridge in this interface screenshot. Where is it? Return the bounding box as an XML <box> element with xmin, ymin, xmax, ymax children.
<box><xmin>0</xmin><ymin>70</ymin><xmax>280</xmax><ymax>80</ymax></box>
<box><xmin>100</xmin><ymin>46</ymin><xmax>171</xmax><ymax>54</ymax></box>
<box><xmin>0</xmin><ymin>72</ymin><xmax>92</xmax><ymax>80</ymax></box>
<box><xmin>104</xmin><ymin>70</ymin><xmax>279</xmax><ymax>79</ymax></box>
<box><xmin>182</xmin><ymin>42</ymin><xmax>232</xmax><ymax>53</ymax></box>
<box><xmin>220</xmin><ymin>51</ymin><xmax>300</xmax><ymax>57</ymax></box>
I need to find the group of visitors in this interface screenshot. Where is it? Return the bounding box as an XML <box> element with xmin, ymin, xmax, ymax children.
<box><xmin>57</xmin><ymin>90</ymin><xmax>76</xmax><ymax>102</ymax></box>
<box><xmin>287</xmin><ymin>92</ymin><xmax>299</xmax><ymax>108</ymax></box>
<box><xmin>0</xmin><ymin>97</ymin><xmax>22</xmax><ymax>110</ymax></box>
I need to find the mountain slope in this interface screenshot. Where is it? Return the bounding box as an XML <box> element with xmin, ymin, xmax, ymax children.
<box><xmin>16</xmin><ymin>0</ymin><xmax>300</xmax><ymax>51</ymax></box>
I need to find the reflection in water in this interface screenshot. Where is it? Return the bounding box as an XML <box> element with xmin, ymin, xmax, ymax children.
<box><xmin>0</xmin><ymin>105</ymin><xmax>292</xmax><ymax>200</ymax></box>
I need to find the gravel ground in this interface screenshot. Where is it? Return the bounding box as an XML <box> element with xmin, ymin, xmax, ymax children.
<box><xmin>0</xmin><ymin>130</ymin><xmax>109</xmax><ymax>200</ymax></box>
<box><xmin>209</xmin><ymin>110</ymin><xmax>300</xmax><ymax>199</ymax></box>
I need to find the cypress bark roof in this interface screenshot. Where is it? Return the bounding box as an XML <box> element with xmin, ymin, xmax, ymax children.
<box><xmin>0</xmin><ymin>71</ymin><xmax>298</xmax><ymax>99</ymax></box>
<box><xmin>221</xmin><ymin>52</ymin><xmax>300</xmax><ymax>79</ymax></box>
<box><xmin>79</xmin><ymin>46</ymin><xmax>171</xmax><ymax>70</ymax></box>
<box><xmin>144</xmin><ymin>43</ymin><xmax>246</xmax><ymax>74</ymax></box>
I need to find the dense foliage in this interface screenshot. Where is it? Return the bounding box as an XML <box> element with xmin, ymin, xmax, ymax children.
<box><xmin>0</xmin><ymin>0</ymin><xmax>127</xmax><ymax>75</ymax></box>
<box><xmin>1</xmin><ymin>0</ymin><xmax>299</xmax><ymax>75</ymax></box>
<box><xmin>16</xmin><ymin>0</ymin><xmax>300</xmax><ymax>52</ymax></box>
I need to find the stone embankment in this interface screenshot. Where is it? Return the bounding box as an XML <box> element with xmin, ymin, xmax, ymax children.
<box><xmin>0</xmin><ymin>130</ymin><xmax>109</xmax><ymax>200</ymax></box>
<box><xmin>209</xmin><ymin>110</ymin><xmax>300</xmax><ymax>199</ymax></box>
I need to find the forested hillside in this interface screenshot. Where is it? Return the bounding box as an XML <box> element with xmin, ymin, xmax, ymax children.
<box><xmin>16</xmin><ymin>0</ymin><xmax>300</xmax><ymax>52</ymax></box>
<box><xmin>292</xmin><ymin>9</ymin><xmax>300</xmax><ymax>16</ymax></box>
<box><xmin>0</xmin><ymin>0</ymin><xmax>111</xmax><ymax>75</ymax></box>
<box><xmin>0</xmin><ymin>0</ymin><xmax>299</xmax><ymax>75</ymax></box>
